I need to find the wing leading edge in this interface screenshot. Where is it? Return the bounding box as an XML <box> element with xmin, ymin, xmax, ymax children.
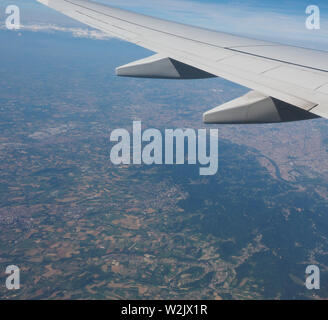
<box><xmin>36</xmin><ymin>0</ymin><xmax>328</xmax><ymax>123</ymax></box>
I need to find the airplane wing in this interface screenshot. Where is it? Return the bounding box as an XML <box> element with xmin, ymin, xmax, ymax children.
<box><xmin>36</xmin><ymin>0</ymin><xmax>328</xmax><ymax>124</ymax></box>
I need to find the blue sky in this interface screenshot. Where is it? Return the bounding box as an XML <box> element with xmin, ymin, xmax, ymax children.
<box><xmin>1</xmin><ymin>0</ymin><xmax>327</xmax><ymax>49</ymax></box>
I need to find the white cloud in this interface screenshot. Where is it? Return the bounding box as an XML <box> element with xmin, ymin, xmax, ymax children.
<box><xmin>0</xmin><ymin>23</ymin><xmax>113</xmax><ymax>40</ymax></box>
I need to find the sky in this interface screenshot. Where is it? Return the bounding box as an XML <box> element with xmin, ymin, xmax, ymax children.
<box><xmin>1</xmin><ymin>0</ymin><xmax>327</xmax><ymax>49</ymax></box>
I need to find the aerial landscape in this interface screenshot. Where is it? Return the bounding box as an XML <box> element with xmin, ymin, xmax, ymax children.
<box><xmin>0</xmin><ymin>0</ymin><xmax>328</xmax><ymax>300</ymax></box>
